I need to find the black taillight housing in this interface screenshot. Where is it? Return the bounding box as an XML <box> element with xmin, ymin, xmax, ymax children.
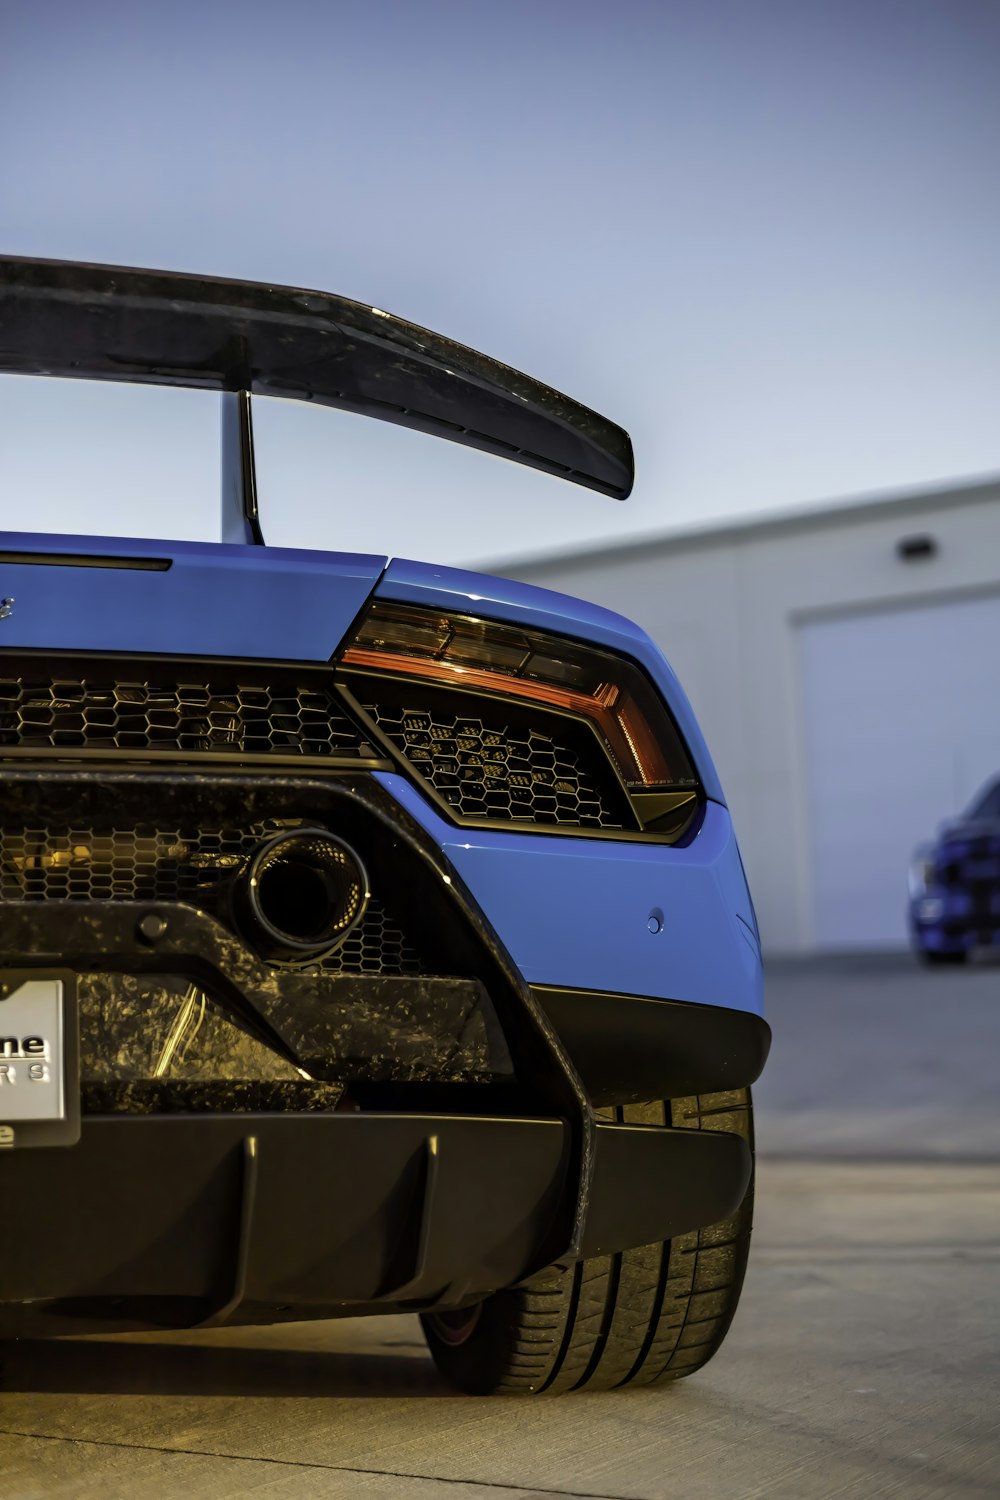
<box><xmin>340</xmin><ymin>602</ymin><xmax>700</xmax><ymax>841</ymax></box>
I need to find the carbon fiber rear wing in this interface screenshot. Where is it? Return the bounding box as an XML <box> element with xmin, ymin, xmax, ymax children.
<box><xmin>0</xmin><ymin>256</ymin><xmax>634</xmax><ymax>544</ymax></box>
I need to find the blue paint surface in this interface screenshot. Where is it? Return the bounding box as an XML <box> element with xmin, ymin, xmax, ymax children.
<box><xmin>376</xmin><ymin>557</ymin><xmax>725</xmax><ymax>804</ymax></box>
<box><xmin>0</xmin><ymin>534</ymin><xmax>759</xmax><ymax>1016</ymax></box>
<box><xmin>378</xmin><ymin>772</ymin><xmax>763</xmax><ymax>1018</ymax></box>
<box><xmin>0</xmin><ymin>532</ymin><xmax>386</xmax><ymax>660</ymax></box>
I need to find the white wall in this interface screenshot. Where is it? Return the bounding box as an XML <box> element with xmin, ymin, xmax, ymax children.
<box><xmin>497</xmin><ymin>480</ymin><xmax>1000</xmax><ymax>954</ymax></box>
<box><xmin>798</xmin><ymin>593</ymin><xmax>1000</xmax><ymax>947</ymax></box>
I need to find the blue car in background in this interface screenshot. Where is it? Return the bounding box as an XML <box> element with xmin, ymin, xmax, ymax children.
<box><xmin>910</xmin><ymin>777</ymin><xmax>1000</xmax><ymax>965</ymax></box>
<box><xmin>0</xmin><ymin>258</ymin><xmax>767</xmax><ymax>1394</ymax></box>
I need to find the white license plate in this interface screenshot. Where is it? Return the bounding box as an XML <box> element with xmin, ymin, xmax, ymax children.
<box><xmin>0</xmin><ymin>973</ymin><xmax>79</xmax><ymax>1148</ymax></box>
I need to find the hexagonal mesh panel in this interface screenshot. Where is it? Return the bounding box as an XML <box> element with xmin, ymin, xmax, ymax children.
<box><xmin>354</xmin><ymin>682</ymin><xmax>632</xmax><ymax>829</ymax></box>
<box><xmin>0</xmin><ymin>660</ymin><xmax>365</xmax><ymax>759</ymax></box>
<box><xmin>0</xmin><ymin>822</ymin><xmax>423</xmax><ymax>976</ymax></box>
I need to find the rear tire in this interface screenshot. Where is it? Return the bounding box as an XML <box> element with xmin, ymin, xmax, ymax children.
<box><xmin>421</xmin><ymin>1088</ymin><xmax>754</xmax><ymax>1394</ymax></box>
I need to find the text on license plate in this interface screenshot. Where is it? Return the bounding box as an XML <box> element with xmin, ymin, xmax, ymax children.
<box><xmin>0</xmin><ymin>978</ymin><xmax>66</xmax><ymax>1122</ymax></box>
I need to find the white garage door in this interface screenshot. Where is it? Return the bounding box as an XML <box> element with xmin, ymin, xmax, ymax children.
<box><xmin>798</xmin><ymin>592</ymin><xmax>1000</xmax><ymax>948</ymax></box>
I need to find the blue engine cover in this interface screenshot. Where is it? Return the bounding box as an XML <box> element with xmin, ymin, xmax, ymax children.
<box><xmin>0</xmin><ymin>532</ymin><xmax>387</xmax><ymax>661</ymax></box>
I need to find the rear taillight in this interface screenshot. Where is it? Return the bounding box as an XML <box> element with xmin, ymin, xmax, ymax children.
<box><xmin>340</xmin><ymin>603</ymin><xmax>700</xmax><ymax>839</ymax></box>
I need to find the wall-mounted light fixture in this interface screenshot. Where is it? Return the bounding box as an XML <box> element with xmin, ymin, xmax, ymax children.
<box><xmin>896</xmin><ymin>534</ymin><xmax>938</xmax><ymax>562</ymax></box>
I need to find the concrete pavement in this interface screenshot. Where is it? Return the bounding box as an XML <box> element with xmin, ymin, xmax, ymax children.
<box><xmin>755</xmin><ymin>952</ymin><xmax>1000</xmax><ymax>1159</ymax></box>
<box><xmin>2</xmin><ymin>957</ymin><xmax>998</xmax><ymax>1499</ymax></box>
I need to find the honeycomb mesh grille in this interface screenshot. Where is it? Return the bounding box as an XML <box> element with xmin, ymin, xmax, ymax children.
<box><xmin>0</xmin><ymin>661</ymin><xmax>364</xmax><ymax>759</ymax></box>
<box><xmin>0</xmin><ymin>823</ymin><xmax>423</xmax><ymax>976</ymax></box>
<box><xmin>355</xmin><ymin>684</ymin><xmax>630</xmax><ymax>829</ymax></box>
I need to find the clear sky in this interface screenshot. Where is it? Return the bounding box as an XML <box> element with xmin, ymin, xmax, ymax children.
<box><xmin>1</xmin><ymin>0</ymin><xmax>997</xmax><ymax>568</ymax></box>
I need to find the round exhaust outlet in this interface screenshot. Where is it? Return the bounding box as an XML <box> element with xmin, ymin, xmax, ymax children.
<box><xmin>236</xmin><ymin>828</ymin><xmax>369</xmax><ymax>963</ymax></box>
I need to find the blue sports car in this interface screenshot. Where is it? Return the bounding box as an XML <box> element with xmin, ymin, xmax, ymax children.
<box><xmin>0</xmin><ymin>258</ymin><xmax>767</xmax><ymax>1394</ymax></box>
<box><xmin>909</xmin><ymin>777</ymin><xmax>1000</xmax><ymax>966</ymax></box>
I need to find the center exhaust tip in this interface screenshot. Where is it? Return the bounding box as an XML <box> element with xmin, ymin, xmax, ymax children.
<box><xmin>236</xmin><ymin>828</ymin><xmax>369</xmax><ymax>963</ymax></box>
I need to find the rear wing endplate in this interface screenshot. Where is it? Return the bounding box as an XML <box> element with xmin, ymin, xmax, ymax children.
<box><xmin>0</xmin><ymin>256</ymin><xmax>634</xmax><ymax>545</ymax></box>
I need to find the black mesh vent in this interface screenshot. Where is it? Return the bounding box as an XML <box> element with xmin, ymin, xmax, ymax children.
<box><xmin>353</xmin><ymin>681</ymin><xmax>632</xmax><ymax>830</ymax></box>
<box><xmin>0</xmin><ymin>661</ymin><xmax>365</xmax><ymax>760</ymax></box>
<box><xmin>0</xmin><ymin>822</ymin><xmax>423</xmax><ymax>976</ymax></box>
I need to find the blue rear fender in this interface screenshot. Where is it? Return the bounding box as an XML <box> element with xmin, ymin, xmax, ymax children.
<box><xmin>374</xmin><ymin>559</ymin><xmax>760</xmax><ymax>1019</ymax></box>
<box><xmin>378</xmin><ymin>775</ymin><xmax>762</xmax><ymax>1019</ymax></box>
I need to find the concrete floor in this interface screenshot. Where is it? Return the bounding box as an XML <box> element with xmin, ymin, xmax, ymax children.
<box><xmin>754</xmin><ymin>952</ymin><xmax>1000</xmax><ymax>1160</ymax></box>
<box><xmin>2</xmin><ymin>956</ymin><xmax>999</xmax><ymax>1499</ymax></box>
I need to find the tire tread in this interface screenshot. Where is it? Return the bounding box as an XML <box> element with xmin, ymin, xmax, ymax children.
<box><xmin>422</xmin><ymin>1088</ymin><xmax>754</xmax><ymax>1394</ymax></box>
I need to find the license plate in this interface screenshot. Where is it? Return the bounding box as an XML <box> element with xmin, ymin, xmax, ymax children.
<box><xmin>0</xmin><ymin>971</ymin><xmax>79</xmax><ymax>1148</ymax></box>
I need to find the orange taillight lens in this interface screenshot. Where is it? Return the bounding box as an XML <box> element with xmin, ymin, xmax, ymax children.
<box><xmin>340</xmin><ymin>602</ymin><xmax>696</xmax><ymax>793</ymax></box>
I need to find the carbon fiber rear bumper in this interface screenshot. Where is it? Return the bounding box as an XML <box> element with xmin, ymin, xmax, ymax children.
<box><xmin>0</xmin><ymin>769</ymin><xmax>760</xmax><ymax>1334</ymax></box>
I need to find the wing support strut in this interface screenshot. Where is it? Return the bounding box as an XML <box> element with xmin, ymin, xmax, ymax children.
<box><xmin>220</xmin><ymin>390</ymin><xmax>264</xmax><ymax>545</ymax></box>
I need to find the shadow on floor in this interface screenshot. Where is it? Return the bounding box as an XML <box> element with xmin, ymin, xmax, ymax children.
<box><xmin>0</xmin><ymin>1335</ymin><xmax>451</xmax><ymax>1400</ymax></box>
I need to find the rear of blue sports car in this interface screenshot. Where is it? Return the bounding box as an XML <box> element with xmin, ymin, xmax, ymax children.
<box><xmin>0</xmin><ymin>258</ymin><xmax>767</xmax><ymax>1393</ymax></box>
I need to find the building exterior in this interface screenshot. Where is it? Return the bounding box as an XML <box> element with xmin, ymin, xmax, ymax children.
<box><xmin>489</xmin><ymin>477</ymin><xmax>1000</xmax><ymax>955</ymax></box>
